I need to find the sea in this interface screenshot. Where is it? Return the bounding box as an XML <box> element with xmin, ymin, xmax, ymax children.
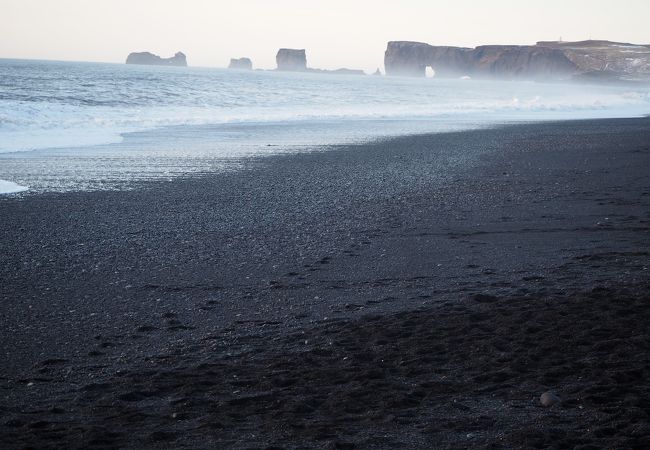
<box><xmin>2</xmin><ymin>58</ymin><xmax>650</xmax><ymax>194</ymax></box>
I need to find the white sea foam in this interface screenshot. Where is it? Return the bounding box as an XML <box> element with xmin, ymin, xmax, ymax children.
<box><xmin>0</xmin><ymin>179</ymin><xmax>28</xmax><ymax>194</ymax></box>
<box><xmin>1</xmin><ymin>60</ymin><xmax>650</xmax><ymax>154</ymax></box>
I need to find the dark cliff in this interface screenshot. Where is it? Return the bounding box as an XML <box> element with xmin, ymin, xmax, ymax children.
<box><xmin>384</xmin><ymin>40</ymin><xmax>650</xmax><ymax>82</ymax></box>
<box><xmin>538</xmin><ymin>40</ymin><xmax>650</xmax><ymax>82</ymax></box>
<box><xmin>126</xmin><ymin>52</ymin><xmax>187</xmax><ymax>67</ymax></box>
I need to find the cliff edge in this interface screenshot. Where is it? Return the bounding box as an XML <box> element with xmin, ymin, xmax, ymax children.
<box><xmin>384</xmin><ymin>40</ymin><xmax>650</xmax><ymax>82</ymax></box>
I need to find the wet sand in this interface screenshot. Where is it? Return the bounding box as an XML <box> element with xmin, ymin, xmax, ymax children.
<box><xmin>1</xmin><ymin>118</ymin><xmax>649</xmax><ymax>448</ymax></box>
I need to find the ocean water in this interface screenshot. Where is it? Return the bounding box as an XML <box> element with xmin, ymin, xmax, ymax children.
<box><xmin>1</xmin><ymin>58</ymin><xmax>650</xmax><ymax>193</ymax></box>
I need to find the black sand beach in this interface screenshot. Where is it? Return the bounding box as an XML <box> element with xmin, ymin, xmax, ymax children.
<box><xmin>1</xmin><ymin>119</ymin><xmax>649</xmax><ymax>448</ymax></box>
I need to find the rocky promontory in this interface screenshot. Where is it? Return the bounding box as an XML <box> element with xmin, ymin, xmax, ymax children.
<box><xmin>126</xmin><ymin>51</ymin><xmax>187</xmax><ymax>67</ymax></box>
<box><xmin>228</xmin><ymin>57</ymin><xmax>253</xmax><ymax>70</ymax></box>
<box><xmin>384</xmin><ymin>40</ymin><xmax>650</xmax><ymax>82</ymax></box>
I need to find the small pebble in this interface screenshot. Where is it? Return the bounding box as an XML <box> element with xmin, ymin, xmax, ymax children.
<box><xmin>540</xmin><ymin>391</ymin><xmax>561</xmax><ymax>407</ymax></box>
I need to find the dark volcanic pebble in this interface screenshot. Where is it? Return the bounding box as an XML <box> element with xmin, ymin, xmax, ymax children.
<box><xmin>540</xmin><ymin>391</ymin><xmax>561</xmax><ymax>407</ymax></box>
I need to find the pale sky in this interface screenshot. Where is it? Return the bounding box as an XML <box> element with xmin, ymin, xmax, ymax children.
<box><xmin>2</xmin><ymin>0</ymin><xmax>650</xmax><ymax>72</ymax></box>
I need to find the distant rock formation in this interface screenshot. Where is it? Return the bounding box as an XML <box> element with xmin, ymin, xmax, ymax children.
<box><xmin>274</xmin><ymin>49</ymin><xmax>363</xmax><ymax>75</ymax></box>
<box><xmin>385</xmin><ymin>42</ymin><xmax>439</xmax><ymax>77</ymax></box>
<box><xmin>328</xmin><ymin>68</ymin><xmax>365</xmax><ymax>76</ymax></box>
<box><xmin>228</xmin><ymin>57</ymin><xmax>253</xmax><ymax>70</ymax></box>
<box><xmin>373</xmin><ymin>68</ymin><xmax>382</xmax><ymax>76</ymax></box>
<box><xmin>384</xmin><ymin>40</ymin><xmax>650</xmax><ymax>82</ymax></box>
<box><xmin>126</xmin><ymin>51</ymin><xmax>187</xmax><ymax>67</ymax></box>
<box><xmin>276</xmin><ymin>49</ymin><xmax>307</xmax><ymax>71</ymax></box>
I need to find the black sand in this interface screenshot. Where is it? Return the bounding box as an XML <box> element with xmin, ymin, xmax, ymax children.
<box><xmin>1</xmin><ymin>119</ymin><xmax>649</xmax><ymax>448</ymax></box>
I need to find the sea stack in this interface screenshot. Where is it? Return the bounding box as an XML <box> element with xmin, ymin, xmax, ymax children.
<box><xmin>276</xmin><ymin>49</ymin><xmax>307</xmax><ymax>71</ymax></box>
<box><xmin>228</xmin><ymin>57</ymin><xmax>253</xmax><ymax>70</ymax></box>
<box><xmin>126</xmin><ymin>51</ymin><xmax>187</xmax><ymax>67</ymax></box>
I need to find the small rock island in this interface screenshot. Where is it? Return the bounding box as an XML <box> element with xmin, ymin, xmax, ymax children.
<box><xmin>126</xmin><ymin>51</ymin><xmax>187</xmax><ymax>67</ymax></box>
<box><xmin>276</xmin><ymin>49</ymin><xmax>307</xmax><ymax>71</ymax></box>
<box><xmin>228</xmin><ymin>57</ymin><xmax>253</xmax><ymax>70</ymax></box>
<box><xmin>275</xmin><ymin>48</ymin><xmax>364</xmax><ymax>75</ymax></box>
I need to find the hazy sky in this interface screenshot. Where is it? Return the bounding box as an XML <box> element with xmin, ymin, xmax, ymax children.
<box><xmin>2</xmin><ymin>0</ymin><xmax>650</xmax><ymax>71</ymax></box>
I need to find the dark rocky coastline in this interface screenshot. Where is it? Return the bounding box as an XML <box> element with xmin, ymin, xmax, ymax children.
<box><xmin>384</xmin><ymin>40</ymin><xmax>650</xmax><ymax>81</ymax></box>
<box><xmin>1</xmin><ymin>119</ymin><xmax>649</xmax><ymax>448</ymax></box>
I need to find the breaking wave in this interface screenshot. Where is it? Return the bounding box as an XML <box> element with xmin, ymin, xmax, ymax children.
<box><xmin>1</xmin><ymin>59</ymin><xmax>650</xmax><ymax>154</ymax></box>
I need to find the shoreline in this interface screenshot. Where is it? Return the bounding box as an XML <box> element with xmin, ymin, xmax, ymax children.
<box><xmin>3</xmin><ymin>114</ymin><xmax>650</xmax><ymax>196</ymax></box>
<box><xmin>1</xmin><ymin>118</ymin><xmax>650</xmax><ymax>448</ymax></box>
